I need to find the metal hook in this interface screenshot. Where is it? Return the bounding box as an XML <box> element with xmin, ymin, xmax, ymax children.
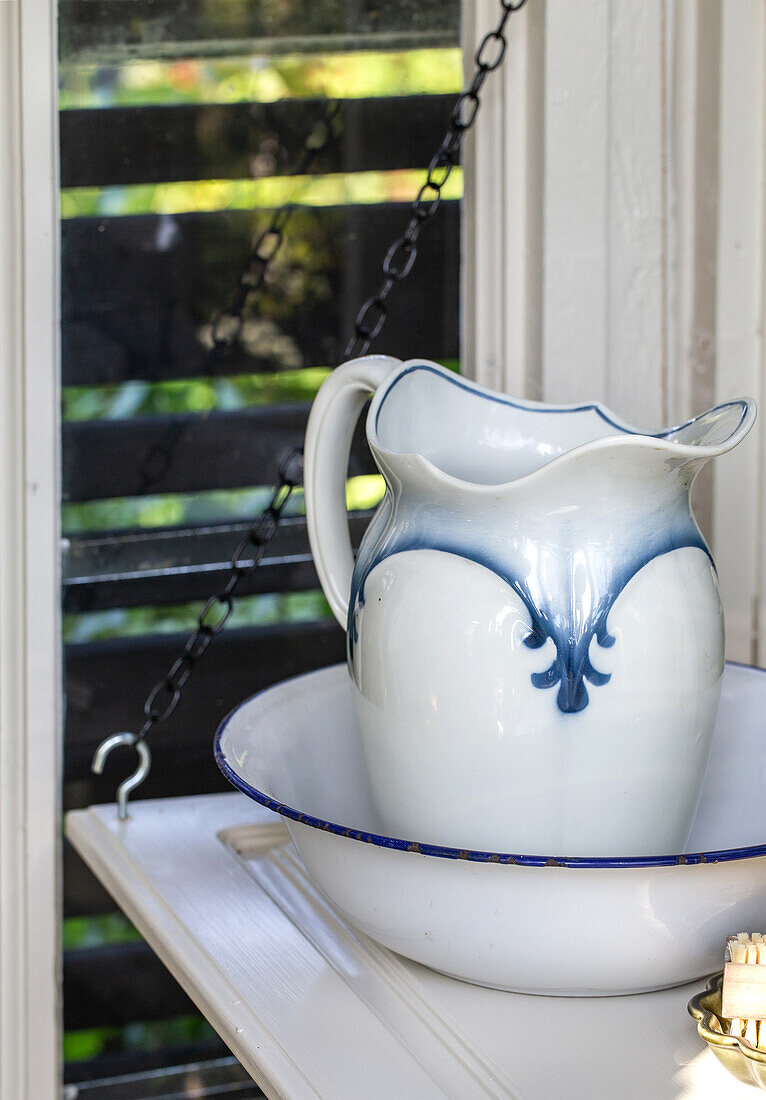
<box><xmin>91</xmin><ymin>732</ymin><xmax>152</xmax><ymax>821</ymax></box>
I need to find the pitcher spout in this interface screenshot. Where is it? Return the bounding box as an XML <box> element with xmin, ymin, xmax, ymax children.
<box><xmin>662</xmin><ymin>399</ymin><xmax>756</xmax><ymax>455</ymax></box>
<box><xmin>367</xmin><ymin>359</ymin><xmax>756</xmax><ymax>494</ymax></box>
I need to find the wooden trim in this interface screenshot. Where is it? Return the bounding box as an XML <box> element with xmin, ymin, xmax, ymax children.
<box><xmin>461</xmin><ymin>0</ymin><xmax>545</xmax><ymax>397</ymax></box>
<box><xmin>664</xmin><ymin>1</ymin><xmax>722</xmax><ymax>547</ymax></box>
<box><xmin>67</xmin><ymin>792</ymin><xmax>749</xmax><ymax>1098</ymax></box>
<box><xmin>604</xmin><ymin>0</ymin><xmax>666</xmax><ymax>427</ymax></box>
<box><xmin>464</xmin><ymin>0</ymin><xmax>667</xmax><ymax>421</ymax></box>
<box><xmin>66</xmin><ymin>798</ymin><xmax>325</xmax><ymax>1100</ymax></box>
<box><xmin>0</xmin><ymin>0</ymin><xmax>62</xmax><ymax>1094</ymax></box>
<box><xmin>464</xmin><ymin>0</ymin><xmax>692</xmax><ymax>414</ymax></box>
<box><xmin>712</xmin><ymin>0</ymin><xmax>765</xmax><ymax>664</ymax></box>
<box><xmin>462</xmin><ymin>0</ymin><xmax>766</xmax><ymax>665</ymax></box>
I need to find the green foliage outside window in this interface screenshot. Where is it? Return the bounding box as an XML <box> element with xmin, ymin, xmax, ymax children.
<box><xmin>61</xmin><ymin>16</ymin><xmax>461</xmax><ymax>1070</ymax></box>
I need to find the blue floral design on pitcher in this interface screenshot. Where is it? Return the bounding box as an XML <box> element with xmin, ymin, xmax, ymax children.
<box><xmin>349</xmin><ymin>508</ymin><xmax>710</xmax><ymax>714</ymax></box>
<box><xmin>347</xmin><ymin>364</ymin><xmax>740</xmax><ymax>715</ymax></box>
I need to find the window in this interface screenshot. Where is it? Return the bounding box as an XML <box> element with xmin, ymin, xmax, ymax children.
<box><xmin>59</xmin><ymin>1</ymin><xmax>462</xmax><ymax>1091</ymax></box>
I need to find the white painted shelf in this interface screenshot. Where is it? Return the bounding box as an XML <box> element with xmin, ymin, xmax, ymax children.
<box><xmin>67</xmin><ymin>793</ymin><xmax>754</xmax><ymax>1099</ymax></box>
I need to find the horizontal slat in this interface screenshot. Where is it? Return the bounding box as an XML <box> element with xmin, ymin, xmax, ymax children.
<box><xmin>62</xmin><ymin>591</ymin><xmax>356</xmax><ymax>918</ymax></box>
<box><xmin>62</xmin><ymin>403</ymin><xmax>373</xmax><ymax>502</ymax></box>
<box><xmin>59</xmin><ymin>2</ymin><xmax>457</xmax><ymax>63</ymax></box>
<box><xmin>62</xmin><ymin>201</ymin><xmax>459</xmax><ymax>384</ymax></box>
<box><xmin>64</xmin><ymin>839</ymin><xmax>117</xmax><ymax>918</ymax></box>
<box><xmin>64</xmin><ymin>729</ymin><xmax>226</xmax><ymax>809</ymax></box>
<box><xmin>60</xmin><ymin>95</ymin><xmax>455</xmax><ymax>188</ymax></box>
<box><xmin>63</xmin><ymin>512</ymin><xmax>371</xmax><ymax>611</ymax></box>
<box><xmin>63</xmin><ymin>619</ymin><xmax>345</xmax><ymax>796</ymax></box>
<box><xmin>64</xmin><ymin>941</ymin><xmax>194</xmax><ymax>1029</ymax></box>
<box><xmin>65</xmin><ymin>1054</ymin><xmax>262</xmax><ymax>1097</ymax></box>
<box><xmin>64</xmin><ymin>1048</ymin><xmax>244</xmax><ymax>1089</ymax></box>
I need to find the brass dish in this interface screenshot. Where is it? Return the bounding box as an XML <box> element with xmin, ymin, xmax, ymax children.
<box><xmin>688</xmin><ymin>972</ymin><xmax>766</xmax><ymax>1089</ymax></box>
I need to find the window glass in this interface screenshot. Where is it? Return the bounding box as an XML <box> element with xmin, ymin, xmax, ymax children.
<box><xmin>59</xmin><ymin>0</ymin><xmax>461</xmax><ymax>1086</ymax></box>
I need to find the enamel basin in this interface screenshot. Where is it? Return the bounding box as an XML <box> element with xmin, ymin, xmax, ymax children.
<box><xmin>216</xmin><ymin>662</ymin><xmax>766</xmax><ymax>996</ymax></box>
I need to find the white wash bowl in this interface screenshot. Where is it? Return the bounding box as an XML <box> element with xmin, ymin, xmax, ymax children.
<box><xmin>216</xmin><ymin>662</ymin><xmax>766</xmax><ymax>996</ymax></box>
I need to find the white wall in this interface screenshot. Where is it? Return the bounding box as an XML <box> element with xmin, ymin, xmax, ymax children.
<box><xmin>463</xmin><ymin>0</ymin><xmax>766</xmax><ymax>665</ymax></box>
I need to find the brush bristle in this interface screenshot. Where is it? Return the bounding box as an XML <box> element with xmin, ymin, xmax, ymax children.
<box><xmin>726</xmin><ymin>933</ymin><xmax>766</xmax><ymax>964</ymax></box>
<box><xmin>723</xmin><ymin>934</ymin><xmax>766</xmax><ymax>1041</ymax></box>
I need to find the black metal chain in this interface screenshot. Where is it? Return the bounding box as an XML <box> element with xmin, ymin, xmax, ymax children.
<box><xmin>131</xmin><ymin>102</ymin><xmax>341</xmax><ymax>499</ymax></box>
<box><xmin>133</xmin><ymin>448</ymin><xmax>304</xmax><ymax>744</ymax></box>
<box><xmin>118</xmin><ymin>103</ymin><xmax>346</xmax><ymax>754</ymax></box>
<box><xmin>93</xmin><ymin>0</ymin><xmax>524</xmax><ymax>812</ymax></box>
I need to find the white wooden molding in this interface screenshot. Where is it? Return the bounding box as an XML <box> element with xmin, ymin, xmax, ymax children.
<box><xmin>603</xmin><ymin>0</ymin><xmax>666</xmax><ymax>427</ymax></box>
<box><xmin>461</xmin><ymin>0</ymin><xmax>545</xmax><ymax>399</ymax></box>
<box><xmin>712</xmin><ymin>0</ymin><xmax>765</xmax><ymax>664</ymax></box>
<box><xmin>0</xmin><ymin>0</ymin><xmax>62</xmax><ymax>1095</ymax></box>
<box><xmin>67</xmin><ymin>793</ymin><xmax>755</xmax><ymax>1100</ymax></box>
<box><xmin>463</xmin><ymin>0</ymin><xmax>667</xmax><ymax>424</ymax></box>
<box><xmin>462</xmin><ymin>0</ymin><xmax>766</xmax><ymax>664</ymax></box>
<box><xmin>541</xmin><ymin>1</ymin><xmax>611</xmax><ymax>407</ymax></box>
<box><xmin>664</xmin><ymin>1</ymin><xmax>722</xmax><ymax>543</ymax></box>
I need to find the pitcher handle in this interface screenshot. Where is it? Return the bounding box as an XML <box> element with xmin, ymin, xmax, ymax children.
<box><xmin>304</xmin><ymin>355</ymin><xmax>401</xmax><ymax>628</ymax></box>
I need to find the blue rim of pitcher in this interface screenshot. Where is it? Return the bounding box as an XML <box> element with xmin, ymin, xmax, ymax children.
<box><xmin>214</xmin><ymin>661</ymin><xmax>766</xmax><ymax>870</ymax></box>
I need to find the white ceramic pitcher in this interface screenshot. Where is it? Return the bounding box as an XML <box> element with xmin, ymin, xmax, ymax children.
<box><xmin>304</xmin><ymin>356</ymin><xmax>755</xmax><ymax>856</ymax></box>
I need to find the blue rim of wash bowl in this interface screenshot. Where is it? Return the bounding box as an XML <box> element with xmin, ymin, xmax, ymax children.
<box><xmin>214</xmin><ymin>661</ymin><xmax>766</xmax><ymax>871</ymax></box>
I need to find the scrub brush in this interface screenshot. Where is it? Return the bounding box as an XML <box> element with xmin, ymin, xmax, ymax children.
<box><xmin>722</xmin><ymin>933</ymin><xmax>766</xmax><ymax>1049</ymax></box>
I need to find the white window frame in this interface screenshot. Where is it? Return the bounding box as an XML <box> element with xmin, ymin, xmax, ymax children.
<box><xmin>0</xmin><ymin>0</ymin><xmax>62</xmax><ymax>1094</ymax></box>
<box><xmin>462</xmin><ymin>0</ymin><xmax>766</xmax><ymax>666</ymax></box>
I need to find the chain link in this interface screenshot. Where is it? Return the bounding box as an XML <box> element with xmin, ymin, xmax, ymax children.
<box><xmin>131</xmin><ymin>449</ymin><xmax>301</xmax><ymax>751</ymax></box>
<box><xmin>345</xmin><ymin>0</ymin><xmax>527</xmax><ymax>359</ymax></box>
<box><xmin>128</xmin><ymin>103</ymin><xmax>342</xmax><ymax>502</ymax></box>
<box><xmin>92</xmin><ymin>0</ymin><xmax>522</xmax><ymax>815</ymax></box>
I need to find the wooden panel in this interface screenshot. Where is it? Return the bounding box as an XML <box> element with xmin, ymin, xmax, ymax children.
<box><xmin>464</xmin><ymin>1</ymin><xmax>766</xmax><ymax>664</ymax></box>
<box><xmin>541</xmin><ymin>2</ymin><xmax>610</xmax><ymax>404</ymax></box>
<box><xmin>538</xmin><ymin>0</ymin><xmax>669</xmax><ymax>420</ymax></box>
<box><xmin>64</xmin><ymin>797</ymin><xmax>487</xmax><ymax>1100</ymax></box>
<box><xmin>64</xmin><ymin>941</ymin><xmax>195</xmax><ymax>1029</ymax></box>
<box><xmin>60</xmin><ymin>95</ymin><xmax>455</xmax><ymax>188</ymax></box>
<box><xmin>603</xmin><ymin>0</ymin><xmax>666</xmax><ymax>427</ymax></box>
<box><xmin>665</xmin><ymin>2</ymin><xmax>723</xmax><ymax>546</ymax></box>
<box><xmin>66</xmin><ymin>793</ymin><xmax>752</xmax><ymax>1099</ymax></box>
<box><xmin>712</xmin><ymin>0</ymin><xmax>765</xmax><ymax>664</ymax></box>
<box><xmin>63</xmin><ymin>620</ymin><xmax>345</xmax><ymax>796</ymax></box>
<box><xmin>59</xmin><ymin>0</ymin><xmax>458</xmax><ymax>63</ymax></box>
<box><xmin>467</xmin><ymin>0</ymin><xmax>666</xmax><ymax>425</ymax></box>
<box><xmin>63</xmin><ymin>513</ymin><xmax>371</xmax><ymax>611</ymax></box>
<box><xmin>462</xmin><ymin>0</ymin><xmax>545</xmax><ymax>399</ymax></box>
<box><xmin>67</xmin><ymin>1058</ymin><xmax>262</xmax><ymax>1096</ymax></box>
<box><xmin>64</xmin><ymin>838</ymin><xmax>118</xmax><ymax>918</ymax></box>
<box><xmin>64</xmin><ymin>1047</ymin><xmax>245</xmax><ymax>1089</ymax></box>
<box><xmin>62</xmin><ymin>404</ymin><xmax>374</xmax><ymax>502</ymax></box>
<box><xmin>61</xmin><ymin>201</ymin><xmax>460</xmax><ymax>385</ymax></box>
